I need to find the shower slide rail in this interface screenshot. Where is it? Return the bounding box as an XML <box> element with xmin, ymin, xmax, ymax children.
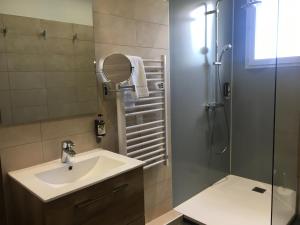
<box><xmin>117</xmin><ymin>55</ymin><xmax>170</xmax><ymax>169</ymax></box>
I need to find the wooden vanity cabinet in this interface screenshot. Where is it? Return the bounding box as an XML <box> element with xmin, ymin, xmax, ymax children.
<box><xmin>10</xmin><ymin>167</ymin><xmax>145</xmax><ymax>225</ymax></box>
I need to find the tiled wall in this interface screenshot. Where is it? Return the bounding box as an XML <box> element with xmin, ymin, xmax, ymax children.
<box><xmin>0</xmin><ymin>1</ymin><xmax>171</xmax><ymax>224</ymax></box>
<box><xmin>92</xmin><ymin>0</ymin><xmax>172</xmax><ymax>222</ymax></box>
<box><xmin>0</xmin><ymin>14</ymin><xmax>97</xmax><ymax>125</ymax></box>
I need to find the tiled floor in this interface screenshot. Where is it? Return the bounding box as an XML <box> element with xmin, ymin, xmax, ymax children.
<box><xmin>175</xmin><ymin>175</ymin><xmax>296</xmax><ymax>225</ymax></box>
<box><xmin>146</xmin><ymin>210</ymin><xmax>183</xmax><ymax>225</ymax></box>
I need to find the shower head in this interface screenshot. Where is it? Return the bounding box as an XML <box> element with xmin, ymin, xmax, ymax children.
<box><xmin>218</xmin><ymin>44</ymin><xmax>232</xmax><ymax>62</ymax></box>
<box><xmin>241</xmin><ymin>0</ymin><xmax>262</xmax><ymax>9</ymax></box>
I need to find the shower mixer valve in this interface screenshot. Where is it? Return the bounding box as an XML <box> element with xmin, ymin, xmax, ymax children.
<box><xmin>205</xmin><ymin>102</ymin><xmax>225</xmax><ymax>111</ymax></box>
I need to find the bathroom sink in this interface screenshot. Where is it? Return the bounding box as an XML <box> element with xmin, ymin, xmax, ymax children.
<box><xmin>9</xmin><ymin>149</ymin><xmax>144</xmax><ymax>202</ymax></box>
<box><xmin>36</xmin><ymin>155</ymin><xmax>125</xmax><ymax>186</ymax></box>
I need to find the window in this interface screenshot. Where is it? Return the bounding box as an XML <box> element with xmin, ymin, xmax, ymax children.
<box><xmin>246</xmin><ymin>0</ymin><xmax>300</xmax><ymax>68</ymax></box>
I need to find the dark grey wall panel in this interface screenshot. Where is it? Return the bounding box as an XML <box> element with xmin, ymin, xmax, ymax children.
<box><xmin>231</xmin><ymin>0</ymin><xmax>275</xmax><ymax>183</ymax></box>
<box><xmin>170</xmin><ymin>0</ymin><xmax>232</xmax><ymax>206</ymax></box>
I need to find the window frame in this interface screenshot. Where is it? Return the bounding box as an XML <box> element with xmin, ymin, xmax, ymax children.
<box><xmin>245</xmin><ymin>5</ymin><xmax>300</xmax><ymax>69</ymax></box>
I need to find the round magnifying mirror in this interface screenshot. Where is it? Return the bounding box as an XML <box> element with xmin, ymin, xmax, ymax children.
<box><xmin>102</xmin><ymin>54</ymin><xmax>132</xmax><ymax>83</ymax></box>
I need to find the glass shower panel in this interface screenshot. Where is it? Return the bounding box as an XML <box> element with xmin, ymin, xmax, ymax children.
<box><xmin>170</xmin><ymin>0</ymin><xmax>232</xmax><ymax>206</ymax></box>
<box><xmin>272</xmin><ymin>0</ymin><xmax>299</xmax><ymax>224</ymax></box>
<box><xmin>231</xmin><ymin>0</ymin><xmax>278</xmax><ymax>185</ymax></box>
<box><xmin>231</xmin><ymin>0</ymin><xmax>279</xmax><ymax>224</ymax></box>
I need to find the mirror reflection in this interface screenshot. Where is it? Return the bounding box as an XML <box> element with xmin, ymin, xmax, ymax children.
<box><xmin>0</xmin><ymin>0</ymin><xmax>97</xmax><ymax>125</ymax></box>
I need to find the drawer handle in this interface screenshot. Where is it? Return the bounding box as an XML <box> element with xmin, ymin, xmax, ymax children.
<box><xmin>113</xmin><ymin>184</ymin><xmax>128</xmax><ymax>193</ymax></box>
<box><xmin>75</xmin><ymin>184</ymin><xmax>129</xmax><ymax>209</ymax></box>
<box><xmin>75</xmin><ymin>193</ymin><xmax>108</xmax><ymax>209</ymax></box>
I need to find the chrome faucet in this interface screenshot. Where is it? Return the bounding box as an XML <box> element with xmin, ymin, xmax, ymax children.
<box><xmin>61</xmin><ymin>140</ymin><xmax>76</xmax><ymax>164</ymax></box>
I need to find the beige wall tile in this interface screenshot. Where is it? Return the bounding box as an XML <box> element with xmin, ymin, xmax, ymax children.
<box><xmin>73</xmin><ymin>24</ymin><xmax>94</xmax><ymax>41</ymax></box>
<box><xmin>0</xmin><ymin>54</ymin><xmax>7</xmax><ymax>71</ymax></box>
<box><xmin>74</xmin><ymin>41</ymin><xmax>95</xmax><ymax>55</ymax></box>
<box><xmin>77</xmin><ymin>101</ymin><xmax>98</xmax><ymax>115</ymax></box>
<box><xmin>0</xmin><ymin>35</ymin><xmax>6</xmax><ymax>53</ymax></box>
<box><xmin>93</xmin><ymin>13</ymin><xmax>136</xmax><ymax>45</ymax></box>
<box><xmin>0</xmin><ymin>90</ymin><xmax>12</xmax><ymax>125</ymax></box>
<box><xmin>45</xmin><ymin>72</ymin><xmax>76</xmax><ymax>88</ymax></box>
<box><xmin>42</xmin><ymin>132</ymin><xmax>99</xmax><ymax>162</ymax></box>
<box><xmin>94</xmin><ymin>43</ymin><xmax>137</xmax><ymax>62</ymax></box>
<box><xmin>75</xmin><ymin>72</ymin><xmax>97</xmax><ymax>87</ymax></box>
<box><xmin>41</xmin><ymin>115</ymin><xmax>94</xmax><ymax>140</ymax></box>
<box><xmin>0</xmin><ymin>109</ymin><xmax>12</xmax><ymax>125</ymax></box>
<box><xmin>2</xmin><ymin>14</ymin><xmax>41</xmax><ymax>36</ymax></box>
<box><xmin>6</xmin><ymin>53</ymin><xmax>44</xmax><ymax>72</ymax></box>
<box><xmin>134</xmin><ymin>0</ymin><xmax>169</xmax><ymax>25</ymax></box>
<box><xmin>0</xmin><ymin>142</ymin><xmax>43</xmax><ymax>172</ymax></box>
<box><xmin>99</xmin><ymin>100</ymin><xmax>118</xmax><ymax>152</ymax></box>
<box><xmin>11</xmin><ymin>89</ymin><xmax>47</xmax><ymax>107</ymax></box>
<box><xmin>134</xmin><ymin>47</ymin><xmax>169</xmax><ymax>60</ymax></box>
<box><xmin>5</xmin><ymin>35</ymin><xmax>43</xmax><ymax>54</ymax></box>
<box><xmin>47</xmin><ymin>87</ymin><xmax>77</xmax><ymax>105</ymax></box>
<box><xmin>93</xmin><ymin>0</ymin><xmax>136</xmax><ymax>19</ymax></box>
<box><xmin>74</xmin><ymin>55</ymin><xmax>95</xmax><ymax>72</ymax></box>
<box><xmin>77</xmin><ymin>86</ymin><xmax>97</xmax><ymax>102</ymax></box>
<box><xmin>137</xmin><ymin>22</ymin><xmax>168</xmax><ymax>49</ymax></box>
<box><xmin>12</xmin><ymin>106</ymin><xmax>48</xmax><ymax>124</ymax></box>
<box><xmin>95</xmin><ymin>43</ymin><xmax>168</xmax><ymax>62</ymax></box>
<box><xmin>40</xmin><ymin>20</ymin><xmax>73</xmax><ymax>39</ymax></box>
<box><xmin>144</xmin><ymin>179</ymin><xmax>172</xmax><ymax>209</ymax></box>
<box><xmin>0</xmin><ymin>123</ymin><xmax>41</xmax><ymax>149</ymax></box>
<box><xmin>145</xmin><ymin>197</ymin><xmax>173</xmax><ymax>223</ymax></box>
<box><xmin>43</xmin><ymin>54</ymin><xmax>74</xmax><ymax>72</ymax></box>
<box><xmin>0</xmin><ymin>90</ymin><xmax>10</xmax><ymax>108</ymax></box>
<box><xmin>9</xmin><ymin>72</ymin><xmax>45</xmax><ymax>89</ymax></box>
<box><xmin>0</xmin><ymin>72</ymin><xmax>9</xmax><ymax>90</ymax></box>
<box><xmin>47</xmin><ymin>103</ymin><xmax>79</xmax><ymax>119</ymax></box>
<box><xmin>42</xmin><ymin>38</ymin><xmax>74</xmax><ymax>55</ymax></box>
<box><xmin>0</xmin><ymin>14</ymin><xmax>5</xmax><ymax>51</ymax></box>
<box><xmin>144</xmin><ymin>164</ymin><xmax>172</xmax><ymax>188</ymax></box>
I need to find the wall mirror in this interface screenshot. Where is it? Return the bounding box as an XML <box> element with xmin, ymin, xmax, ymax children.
<box><xmin>102</xmin><ymin>54</ymin><xmax>132</xmax><ymax>84</ymax></box>
<box><xmin>0</xmin><ymin>0</ymin><xmax>97</xmax><ymax>126</ymax></box>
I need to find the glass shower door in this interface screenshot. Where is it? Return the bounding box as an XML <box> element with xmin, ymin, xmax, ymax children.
<box><xmin>272</xmin><ymin>0</ymin><xmax>299</xmax><ymax>224</ymax></box>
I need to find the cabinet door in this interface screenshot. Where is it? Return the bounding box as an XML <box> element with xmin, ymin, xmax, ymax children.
<box><xmin>73</xmin><ymin>169</ymin><xmax>145</xmax><ymax>225</ymax></box>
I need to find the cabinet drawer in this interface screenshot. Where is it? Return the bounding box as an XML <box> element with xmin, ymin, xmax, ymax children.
<box><xmin>73</xmin><ymin>169</ymin><xmax>144</xmax><ymax>225</ymax></box>
<box><xmin>74</xmin><ymin>184</ymin><xmax>129</xmax><ymax>225</ymax></box>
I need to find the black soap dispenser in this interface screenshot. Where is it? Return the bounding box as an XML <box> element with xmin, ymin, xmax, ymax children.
<box><xmin>95</xmin><ymin>114</ymin><xmax>106</xmax><ymax>143</ymax></box>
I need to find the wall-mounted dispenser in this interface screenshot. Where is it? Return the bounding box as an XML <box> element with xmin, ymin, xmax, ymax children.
<box><xmin>95</xmin><ymin>114</ymin><xmax>106</xmax><ymax>143</ymax></box>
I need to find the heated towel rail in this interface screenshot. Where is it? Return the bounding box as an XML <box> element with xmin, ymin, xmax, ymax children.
<box><xmin>117</xmin><ymin>55</ymin><xmax>170</xmax><ymax>169</ymax></box>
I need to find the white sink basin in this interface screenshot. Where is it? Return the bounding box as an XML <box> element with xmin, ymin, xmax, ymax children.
<box><xmin>9</xmin><ymin>149</ymin><xmax>144</xmax><ymax>202</ymax></box>
<box><xmin>36</xmin><ymin>155</ymin><xmax>124</xmax><ymax>186</ymax></box>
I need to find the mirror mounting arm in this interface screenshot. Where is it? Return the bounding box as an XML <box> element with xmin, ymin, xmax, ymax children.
<box><xmin>103</xmin><ymin>82</ymin><xmax>135</xmax><ymax>96</ymax></box>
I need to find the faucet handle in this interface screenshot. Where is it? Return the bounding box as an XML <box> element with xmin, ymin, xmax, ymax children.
<box><xmin>62</xmin><ymin>140</ymin><xmax>75</xmax><ymax>150</ymax></box>
<box><xmin>68</xmin><ymin>149</ymin><xmax>76</xmax><ymax>157</ymax></box>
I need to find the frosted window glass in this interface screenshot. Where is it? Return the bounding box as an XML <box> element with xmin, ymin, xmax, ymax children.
<box><xmin>254</xmin><ymin>0</ymin><xmax>300</xmax><ymax>60</ymax></box>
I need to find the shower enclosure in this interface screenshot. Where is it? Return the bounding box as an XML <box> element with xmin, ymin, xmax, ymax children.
<box><xmin>170</xmin><ymin>0</ymin><xmax>299</xmax><ymax>224</ymax></box>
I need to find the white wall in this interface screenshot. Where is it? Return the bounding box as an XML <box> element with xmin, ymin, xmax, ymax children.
<box><xmin>0</xmin><ymin>0</ymin><xmax>93</xmax><ymax>25</ymax></box>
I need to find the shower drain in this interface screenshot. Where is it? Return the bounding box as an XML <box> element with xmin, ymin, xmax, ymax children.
<box><xmin>252</xmin><ymin>187</ymin><xmax>266</xmax><ymax>193</ymax></box>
